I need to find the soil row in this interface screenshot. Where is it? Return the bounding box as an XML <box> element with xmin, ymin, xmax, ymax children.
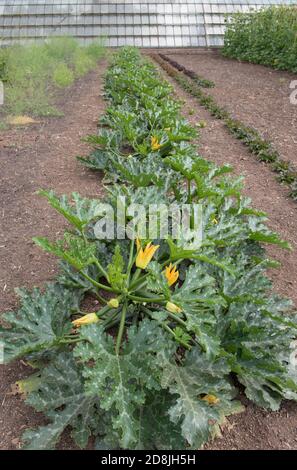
<box><xmin>0</xmin><ymin>62</ymin><xmax>108</xmax><ymax>450</ymax></box>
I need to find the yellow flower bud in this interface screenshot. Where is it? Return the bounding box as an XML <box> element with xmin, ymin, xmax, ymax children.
<box><xmin>151</xmin><ymin>136</ymin><xmax>162</xmax><ymax>151</ymax></box>
<box><xmin>164</xmin><ymin>263</ymin><xmax>179</xmax><ymax>287</ymax></box>
<box><xmin>72</xmin><ymin>312</ymin><xmax>99</xmax><ymax>328</ymax></box>
<box><xmin>202</xmin><ymin>394</ymin><xmax>220</xmax><ymax>405</ymax></box>
<box><xmin>166</xmin><ymin>302</ymin><xmax>182</xmax><ymax>314</ymax></box>
<box><xmin>135</xmin><ymin>239</ymin><xmax>159</xmax><ymax>269</ymax></box>
<box><xmin>108</xmin><ymin>298</ymin><xmax>120</xmax><ymax>309</ymax></box>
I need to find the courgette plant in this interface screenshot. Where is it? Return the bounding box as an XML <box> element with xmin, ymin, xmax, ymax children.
<box><xmin>1</xmin><ymin>47</ymin><xmax>297</xmax><ymax>450</ymax></box>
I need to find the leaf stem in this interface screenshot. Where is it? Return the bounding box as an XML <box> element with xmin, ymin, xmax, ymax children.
<box><xmin>126</xmin><ymin>239</ymin><xmax>135</xmax><ymax>285</ymax></box>
<box><xmin>60</xmin><ymin>338</ymin><xmax>82</xmax><ymax>344</ymax></box>
<box><xmin>115</xmin><ymin>301</ymin><xmax>128</xmax><ymax>354</ymax></box>
<box><xmin>93</xmin><ymin>258</ymin><xmax>109</xmax><ymax>281</ymax></box>
<box><xmin>80</xmin><ymin>271</ymin><xmax>117</xmax><ymax>293</ymax></box>
<box><xmin>129</xmin><ymin>272</ymin><xmax>149</xmax><ymax>291</ymax></box>
<box><xmin>143</xmin><ymin>307</ymin><xmax>190</xmax><ymax>350</ymax></box>
<box><xmin>166</xmin><ymin>311</ymin><xmax>188</xmax><ymax>328</ymax></box>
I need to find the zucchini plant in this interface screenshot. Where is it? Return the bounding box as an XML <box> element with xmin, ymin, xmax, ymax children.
<box><xmin>1</xmin><ymin>47</ymin><xmax>297</xmax><ymax>450</ymax></box>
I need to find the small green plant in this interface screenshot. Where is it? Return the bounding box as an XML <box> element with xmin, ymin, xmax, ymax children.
<box><xmin>73</xmin><ymin>49</ymin><xmax>95</xmax><ymax>77</ymax></box>
<box><xmin>196</xmin><ymin>120</ymin><xmax>207</xmax><ymax>128</ymax></box>
<box><xmin>0</xmin><ymin>46</ymin><xmax>8</xmax><ymax>81</ymax></box>
<box><xmin>53</xmin><ymin>63</ymin><xmax>74</xmax><ymax>88</ymax></box>
<box><xmin>45</xmin><ymin>36</ymin><xmax>79</xmax><ymax>62</ymax></box>
<box><xmin>0</xmin><ymin>121</ymin><xmax>8</xmax><ymax>131</ymax></box>
<box><xmin>85</xmin><ymin>40</ymin><xmax>105</xmax><ymax>61</ymax></box>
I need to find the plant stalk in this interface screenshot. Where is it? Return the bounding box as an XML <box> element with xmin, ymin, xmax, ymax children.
<box><xmin>115</xmin><ymin>301</ymin><xmax>128</xmax><ymax>354</ymax></box>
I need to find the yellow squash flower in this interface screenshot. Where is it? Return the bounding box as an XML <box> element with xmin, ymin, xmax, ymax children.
<box><xmin>166</xmin><ymin>301</ymin><xmax>182</xmax><ymax>314</ymax></box>
<box><xmin>202</xmin><ymin>394</ymin><xmax>220</xmax><ymax>405</ymax></box>
<box><xmin>107</xmin><ymin>298</ymin><xmax>120</xmax><ymax>309</ymax></box>
<box><xmin>164</xmin><ymin>263</ymin><xmax>179</xmax><ymax>287</ymax></box>
<box><xmin>136</xmin><ymin>239</ymin><xmax>159</xmax><ymax>269</ymax></box>
<box><xmin>72</xmin><ymin>312</ymin><xmax>99</xmax><ymax>328</ymax></box>
<box><xmin>151</xmin><ymin>136</ymin><xmax>161</xmax><ymax>151</ymax></box>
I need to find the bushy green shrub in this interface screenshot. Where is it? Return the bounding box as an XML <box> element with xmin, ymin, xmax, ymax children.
<box><xmin>0</xmin><ymin>47</ymin><xmax>8</xmax><ymax>81</ymax></box>
<box><xmin>223</xmin><ymin>6</ymin><xmax>297</xmax><ymax>72</ymax></box>
<box><xmin>3</xmin><ymin>44</ymin><xmax>54</xmax><ymax>115</ymax></box>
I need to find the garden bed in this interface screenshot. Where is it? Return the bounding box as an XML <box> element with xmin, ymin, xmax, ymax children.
<box><xmin>164</xmin><ymin>50</ymin><xmax>297</xmax><ymax>168</ymax></box>
<box><xmin>1</xmin><ymin>49</ymin><xmax>297</xmax><ymax>450</ymax></box>
<box><xmin>0</xmin><ymin>61</ymin><xmax>108</xmax><ymax>449</ymax></box>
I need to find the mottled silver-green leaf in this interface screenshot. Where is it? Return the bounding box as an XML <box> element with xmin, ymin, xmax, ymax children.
<box><xmin>74</xmin><ymin>319</ymin><xmax>174</xmax><ymax>449</ymax></box>
<box><xmin>34</xmin><ymin>233</ymin><xmax>96</xmax><ymax>271</ymax></box>
<box><xmin>38</xmin><ymin>190</ymin><xmax>102</xmax><ymax>232</ymax></box>
<box><xmin>23</xmin><ymin>353</ymin><xmax>101</xmax><ymax>449</ymax></box>
<box><xmin>0</xmin><ymin>284</ymin><xmax>82</xmax><ymax>363</ymax></box>
<box><xmin>158</xmin><ymin>348</ymin><xmax>240</xmax><ymax>448</ymax></box>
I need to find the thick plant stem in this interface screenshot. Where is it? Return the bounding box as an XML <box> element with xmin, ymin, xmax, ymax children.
<box><xmin>131</xmin><ymin>268</ymin><xmax>141</xmax><ymax>285</ymax></box>
<box><xmin>93</xmin><ymin>258</ymin><xmax>109</xmax><ymax>281</ymax></box>
<box><xmin>187</xmin><ymin>178</ymin><xmax>192</xmax><ymax>204</ymax></box>
<box><xmin>166</xmin><ymin>311</ymin><xmax>188</xmax><ymax>328</ymax></box>
<box><xmin>127</xmin><ymin>294</ymin><xmax>165</xmax><ymax>303</ymax></box>
<box><xmin>60</xmin><ymin>338</ymin><xmax>82</xmax><ymax>344</ymax></box>
<box><xmin>126</xmin><ymin>239</ymin><xmax>135</xmax><ymax>284</ymax></box>
<box><xmin>115</xmin><ymin>301</ymin><xmax>128</xmax><ymax>354</ymax></box>
<box><xmin>142</xmin><ymin>307</ymin><xmax>191</xmax><ymax>350</ymax></box>
<box><xmin>129</xmin><ymin>272</ymin><xmax>149</xmax><ymax>291</ymax></box>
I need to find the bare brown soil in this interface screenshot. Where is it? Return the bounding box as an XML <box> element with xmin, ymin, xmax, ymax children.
<box><xmin>167</xmin><ymin>50</ymin><xmax>297</xmax><ymax>167</ymax></box>
<box><xmin>153</xmin><ymin>53</ymin><xmax>297</xmax><ymax>450</ymax></box>
<box><xmin>0</xmin><ymin>61</ymin><xmax>108</xmax><ymax>450</ymax></box>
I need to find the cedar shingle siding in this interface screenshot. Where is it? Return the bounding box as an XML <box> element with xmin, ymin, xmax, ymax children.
<box><xmin>0</xmin><ymin>0</ymin><xmax>295</xmax><ymax>47</ymax></box>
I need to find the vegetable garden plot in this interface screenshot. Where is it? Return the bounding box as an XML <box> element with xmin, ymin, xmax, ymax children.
<box><xmin>1</xmin><ymin>48</ymin><xmax>297</xmax><ymax>450</ymax></box>
<box><xmin>164</xmin><ymin>51</ymin><xmax>297</xmax><ymax>192</ymax></box>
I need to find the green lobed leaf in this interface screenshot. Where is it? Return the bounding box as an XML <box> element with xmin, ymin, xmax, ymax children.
<box><xmin>0</xmin><ymin>284</ymin><xmax>82</xmax><ymax>363</ymax></box>
<box><xmin>23</xmin><ymin>353</ymin><xmax>101</xmax><ymax>449</ymax></box>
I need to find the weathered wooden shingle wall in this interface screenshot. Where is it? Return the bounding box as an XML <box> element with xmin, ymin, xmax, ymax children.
<box><xmin>0</xmin><ymin>0</ymin><xmax>296</xmax><ymax>47</ymax></box>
